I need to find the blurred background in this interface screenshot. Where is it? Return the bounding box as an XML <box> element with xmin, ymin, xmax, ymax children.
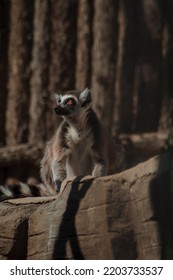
<box><xmin>0</xmin><ymin>0</ymin><xmax>173</xmax><ymax>183</ymax></box>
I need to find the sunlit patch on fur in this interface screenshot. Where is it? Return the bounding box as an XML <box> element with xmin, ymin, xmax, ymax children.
<box><xmin>20</xmin><ymin>183</ymin><xmax>32</xmax><ymax>195</ymax></box>
<box><xmin>0</xmin><ymin>185</ymin><xmax>13</xmax><ymax>197</ymax></box>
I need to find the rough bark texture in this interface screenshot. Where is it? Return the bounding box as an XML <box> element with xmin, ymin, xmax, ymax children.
<box><xmin>0</xmin><ymin>152</ymin><xmax>172</xmax><ymax>260</ymax></box>
<box><xmin>46</xmin><ymin>0</ymin><xmax>78</xmax><ymax>137</ymax></box>
<box><xmin>0</xmin><ymin>0</ymin><xmax>172</xmax><ymax>148</ymax></box>
<box><xmin>92</xmin><ymin>0</ymin><xmax>119</xmax><ymax>132</ymax></box>
<box><xmin>159</xmin><ymin>0</ymin><xmax>173</xmax><ymax>135</ymax></box>
<box><xmin>0</xmin><ymin>143</ymin><xmax>45</xmax><ymax>166</ymax></box>
<box><xmin>0</xmin><ymin>1</ymin><xmax>172</xmax><ymax>157</ymax></box>
<box><xmin>0</xmin><ymin>0</ymin><xmax>9</xmax><ymax>146</ymax></box>
<box><xmin>119</xmin><ymin>0</ymin><xmax>139</xmax><ymax>132</ymax></box>
<box><xmin>6</xmin><ymin>0</ymin><xmax>34</xmax><ymax>145</ymax></box>
<box><xmin>75</xmin><ymin>0</ymin><xmax>93</xmax><ymax>90</ymax></box>
<box><xmin>28</xmin><ymin>0</ymin><xmax>50</xmax><ymax>143</ymax></box>
<box><xmin>135</xmin><ymin>0</ymin><xmax>163</xmax><ymax>132</ymax></box>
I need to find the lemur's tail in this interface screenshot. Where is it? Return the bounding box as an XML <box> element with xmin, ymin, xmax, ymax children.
<box><xmin>0</xmin><ymin>183</ymin><xmax>49</xmax><ymax>202</ymax></box>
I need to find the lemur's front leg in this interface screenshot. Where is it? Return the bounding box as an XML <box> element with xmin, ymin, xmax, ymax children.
<box><xmin>91</xmin><ymin>149</ymin><xmax>108</xmax><ymax>177</ymax></box>
<box><xmin>51</xmin><ymin>158</ymin><xmax>66</xmax><ymax>192</ymax></box>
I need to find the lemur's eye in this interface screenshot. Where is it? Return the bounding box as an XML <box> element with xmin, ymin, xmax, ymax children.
<box><xmin>66</xmin><ymin>98</ymin><xmax>75</xmax><ymax>106</ymax></box>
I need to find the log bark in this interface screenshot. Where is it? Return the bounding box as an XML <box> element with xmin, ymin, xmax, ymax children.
<box><xmin>0</xmin><ymin>143</ymin><xmax>45</xmax><ymax>166</ymax></box>
<box><xmin>91</xmin><ymin>0</ymin><xmax>119</xmax><ymax>132</ymax></box>
<box><xmin>119</xmin><ymin>132</ymin><xmax>168</xmax><ymax>168</ymax></box>
<box><xmin>6</xmin><ymin>0</ymin><xmax>34</xmax><ymax>145</ymax></box>
<box><xmin>46</xmin><ymin>0</ymin><xmax>78</xmax><ymax>137</ymax></box>
<box><xmin>49</xmin><ymin>0</ymin><xmax>77</xmax><ymax>91</ymax></box>
<box><xmin>135</xmin><ymin>0</ymin><xmax>163</xmax><ymax>132</ymax></box>
<box><xmin>75</xmin><ymin>0</ymin><xmax>93</xmax><ymax>90</ymax></box>
<box><xmin>28</xmin><ymin>0</ymin><xmax>50</xmax><ymax>143</ymax></box>
<box><xmin>118</xmin><ymin>0</ymin><xmax>139</xmax><ymax>133</ymax></box>
<box><xmin>0</xmin><ymin>0</ymin><xmax>10</xmax><ymax>146</ymax></box>
<box><xmin>159</xmin><ymin>0</ymin><xmax>173</xmax><ymax>138</ymax></box>
<box><xmin>112</xmin><ymin>0</ymin><xmax>125</xmax><ymax>136</ymax></box>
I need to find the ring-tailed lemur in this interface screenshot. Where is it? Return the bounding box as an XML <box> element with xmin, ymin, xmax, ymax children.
<box><xmin>0</xmin><ymin>88</ymin><xmax>125</xmax><ymax>202</ymax></box>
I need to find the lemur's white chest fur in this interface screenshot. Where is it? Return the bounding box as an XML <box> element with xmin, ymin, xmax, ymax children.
<box><xmin>68</xmin><ymin>126</ymin><xmax>80</xmax><ymax>143</ymax></box>
<box><xmin>68</xmin><ymin>125</ymin><xmax>92</xmax><ymax>144</ymax></box>
<box><xmin>66</xmin><ymin>124</ymin><xmax>93</xmax><ymax>176</ymax></box>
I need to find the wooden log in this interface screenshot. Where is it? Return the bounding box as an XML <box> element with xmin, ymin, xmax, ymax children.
<box><xmin>6</xmin><ymin>0</ymin><xmax>34</xmax><ymax>145</ymax></box>
<box><xmin>29</xmin><ymin>0</ymin><xmax>50</xmax><ymax>143</ymax></box>
<box><xmin>118</xmin><ymin>0</ymin><xmax>139</xmax><ymax>133</ymax></box>
<box><xmin>119</xmin><ymin>132</ymin><xmax>168</xmax><ymax>167</ymax></box>
<box><xmin>91</xmin><ymin>0</ymin><xmax>119</xmax><ymax>132</ymax></box>
<box><xmin>49</xmin><ymin>0</ymin><xmax>77</xmax><ymax>91</ymax></box>
<box><xmin>0</xmin><ymin>143</ymin><xmax>45</xmax><ymax>166</ymax></box>
<box><xmin>75</xmin><ymin>0</ymin><xmax>93</xmax><ymax>90</ymax></box>
<box><xmin>46</xmin><ymin>0</ymin><xmax>78</xmax><ymax>138</ymax></box>
<box><xmin>0</xmin><ymin>0</ymin><xmax>9</xmax><ymax>146</ymax></box>
<box><xmin>159</xmin><ymin>1</ymin><xmax>173</xmax><ymax>137</ymax></box>
<box><xmin>135</xmin><ymin>0</ymin><xmax>163</xmax><ymax>132</ymax></box>
<box><xmin>113</xmin><ymin>0</ymin><xmax>126</xmax><ymax>136</ymax></box>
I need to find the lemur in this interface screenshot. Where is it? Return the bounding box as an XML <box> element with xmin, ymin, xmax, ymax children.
<box><xmin>0</xmin><ymin>88</ymin><xmax>125</xmax><ymax>202</ymax></box>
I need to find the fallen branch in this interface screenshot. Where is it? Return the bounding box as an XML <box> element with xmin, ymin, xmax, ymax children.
<box><xmin>0</xmin><ymin>143</ymin><xmax>45</xmax><ymax>166</ymax></box>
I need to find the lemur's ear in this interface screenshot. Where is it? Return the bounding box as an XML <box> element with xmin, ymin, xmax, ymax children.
<box><xmin>79</xmin><ymin>88</ymin><xmax>92</xmax><ymax>106</ymax></box>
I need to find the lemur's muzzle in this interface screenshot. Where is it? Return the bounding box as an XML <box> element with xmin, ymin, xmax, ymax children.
<box><xmin>54</xmin><ymin>106</ymin><xmax>69</xmax><ymax>116</ymax></box>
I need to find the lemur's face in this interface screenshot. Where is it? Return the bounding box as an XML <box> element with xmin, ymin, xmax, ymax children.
<box><xmin>54</xmin><ymin>88</ymin><xmax>92</xmax><ymax>116</ymax></box>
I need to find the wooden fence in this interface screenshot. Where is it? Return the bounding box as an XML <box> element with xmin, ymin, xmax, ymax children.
<box><xmin>0</xmin><ymin>0</ymin><xmax>172</xmax><ymax>183</ymax></box>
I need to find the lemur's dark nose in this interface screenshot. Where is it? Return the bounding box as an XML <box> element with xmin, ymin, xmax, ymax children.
<box><xmin>54</xmin><ymin>106</ymin><xmax>69</xmax><ymax>116</ymax></box>
<box><xmin>54</xmin><ymin>107</ymin><xmax>59</xmax><ymax>114</ymax></box>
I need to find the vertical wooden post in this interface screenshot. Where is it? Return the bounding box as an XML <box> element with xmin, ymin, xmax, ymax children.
<box><xmin>46</xmin><ymin>0</ymin><xmax>78</xmax><ymax>138</ymax></box>
<box><xmin>6</xmin><ymin>0</ymin><xmax>34</xmax><ymax>145</ymax></box>
<box><xmin>29</xmin><ymin>0</ymin><xmax>50</xmax><ymax>143</ymax></box>
<box><xmin>91</xmin><ymin>0</ymin><xmax>119</xmax><ymax>132</ymax></box>
<box><xmin>0</xmin><ymin>0</ymin><xmax>10</xmax><ymax>146</ymax></box>
<box><xmin>75</xmin><ymin>0</ymin><xmax>93</xmax><ymax>90</ymax></box>
<box><xmin>136</xmin><ymin>0</ymin><xmax>163</xmax><ymax>132</ymax></box>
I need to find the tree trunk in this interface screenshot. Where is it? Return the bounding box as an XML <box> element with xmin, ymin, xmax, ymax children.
<box><xmin>75</xmin><ymin>0</ymin><xmax>93</xmax><ymax>90</ymax></box>
<box><xmin>136</xmin><ymin>0</ymin><xmax>163</xmax><ymax>132</ymax></box>
<box><xmin>118</xmin><ymin>0</ymin><xmax>139</xmax><ymax>133</ymax></box>
<box><xmin>6</xmin><ymin>0</ymin><xmax>34</xmax><ymax>145</ymax></box>
<box><xmin>159</xmin><ymin>0</ymin><xmax>173</xmax><ymax>141</ymax></box>
<box><xmin>112</xmin><ymin>0</ymin><xmax>125</xmax><ymax>136</ymax></box>
<box><xmin>46</xmin><ymin>0</ymin><xmax>78</xmax><ymax>138</ymax></box>
<box><xmin>0</xmin><ymin>0</ymin><xmax>10</xmax><ymax>146</ymax></box>
<box><xmin>91</xmin><ymin>0</ymin><xmax>119</xmax><ymax>132</ymax></box>
<box><xmin>28</xmin><ymin>0</ymin><xmax>50</xmax><ymax>143</ymax></box>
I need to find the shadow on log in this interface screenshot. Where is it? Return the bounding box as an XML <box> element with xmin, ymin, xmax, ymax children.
<box><xmin>150</xmin><ymin>150</ymin><xmax>173</xmax><ymax>259</ymax></box>
<box><xmin>53</xmin><ymin>176</ymin><xmax>93</xmax><ymax>260</ymax></box>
